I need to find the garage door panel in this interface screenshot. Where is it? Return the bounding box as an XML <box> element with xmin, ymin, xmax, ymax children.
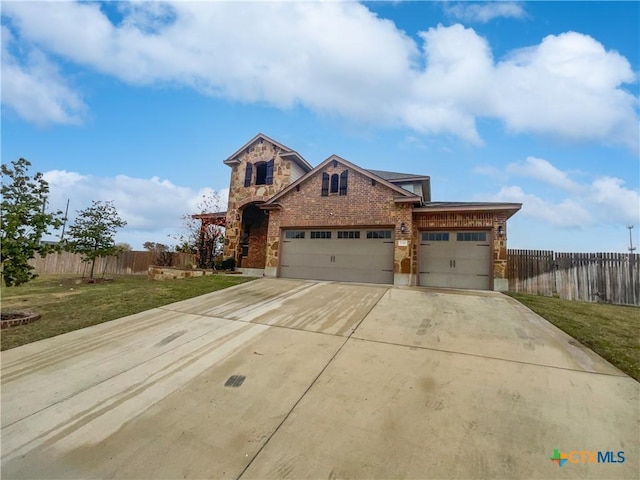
<box><xmin>282</xmin><ymin>241</ymin><xmax>334</xmax><ymax>255</ymax></box>
<box><xmin>418</xmin><ymin>242</ymin><xmax>451</xmax><ymax>275</ymax></box>
<box><xmin>335</xmin><ymin>250</ymin><xmax>393</xmax><ymax>270</ymax></box>
<box><xmin>334</xmin><ymin>267</ymin><xmax>393</xmax><ymax>284</ymax></box>
<box><xmin>419</xmin><ymin>272</ymin><xmax>451</xmax><ymax>288</ymax></box>
<box><xmin>281</xmin><ymin>229</ymin><xmax>394</xmax><ymax>284</ymax></box>
<box><xmin>450</xmin><ymin>273</ymin><xmax>490</xmax><ymax>290</ymax></box>
<box><xmin>456</xmin><ymin>257</ymin><xmax>490</xmax><ymax>276</ymax></box>
<box><xmin>281</xmin><ymin>253</ymin><xmax>331</xmax><ymax>269</ymax></box>
<box><xmin>419</xmin><ymin>231</ymin><xmax>491</xmax><ymax>290</ymax></box>
<box><xmin>280</xmin><ymin>265</ymin><xmax>338</xmax><ymax>282</ymax></box>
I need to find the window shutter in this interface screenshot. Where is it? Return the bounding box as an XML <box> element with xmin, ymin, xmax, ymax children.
<box><xmin>244</xmin><ymin>163</ymin><xmax>253</xmax><ymax>187</ymax></box>
<box><xmin>339</xmin><ymin>170</ymin><xmax>348</xmax><ymax>195</ymax></box>
<box><xmin>265</xmin><ymin>159</ymin><xmax>274</xmax><ymax>185</ymax></box>
<box><xmin>321</xmin><ymin>173</ymin><xmax>329</xmax><ymax>196</ymax></box>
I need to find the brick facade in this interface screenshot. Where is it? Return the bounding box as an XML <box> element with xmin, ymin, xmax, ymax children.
<box><xmin>215</xmin><ymin>134</ymin><xmax>520</xmax><ymax>289</ymax></box>
<box><xmin>265</xmin><ymin>162</ymin><xmax>413</xmax><ymax>277</ymax></box>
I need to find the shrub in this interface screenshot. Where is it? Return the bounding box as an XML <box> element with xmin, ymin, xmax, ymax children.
<box><xmin>221</xmin><ymin>257</ymin><xmax>236</xmax><ymax>270</ymax></box>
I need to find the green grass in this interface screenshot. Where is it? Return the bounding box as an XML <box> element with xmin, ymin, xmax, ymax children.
<box><xmin>1</xmin><ymin>274</ymin><xmax>256</xmax><ymax>351</ymax></box>
<box><xmin>507</xmin><ymin>292</ymin><xmax>640</xmax><ymax>382</ymax></box>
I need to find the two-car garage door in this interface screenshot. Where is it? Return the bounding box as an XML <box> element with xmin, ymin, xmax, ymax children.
<box><xmin>280</xmin><ymin>228</ymin><xmax>394</xmax><ymax>284</ymax></box>
<box><xmin>280</xmin><ymin>228</ymin><xmax>492</xmax><ymax>289</ymax></box>
<box><xmin>418</xmin><ymin>231</ymin><xmax>491</xmax><ymax>290</ymax></box>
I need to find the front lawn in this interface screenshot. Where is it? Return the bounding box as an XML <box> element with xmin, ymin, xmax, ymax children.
<box><xmin>507</xmin><ymin>292</ymin><xmax>639</xmax><ymax>382</ymax></box>
<box><xmin>1</xmin><ymin>274</ymin><xmax>256</xmax><ymax>351</ymax></box>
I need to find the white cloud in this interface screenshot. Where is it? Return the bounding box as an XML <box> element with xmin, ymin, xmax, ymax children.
<box><xmin>506</xmin><ymin>156</ymin><xmax>581</xmax><ymax>192</ymax></box>
<box><xmin>444</xmin><ymin>2</ymin><xmax>526</xmax><ymax>24</ymax></box>
<box><xmin>490</xmin><ymin>185</ymin><xmax>592</xmax><ymax>227</ymax></box>
<box><xmin>493</xmin><ymin>32</ymin><xmax>639</xmax><ymax>151</ymax></box>
<box><xmin>484</xmin><ymin>157</ymin><xmax>640</xmax><ymax>227</ymax></box>
<box><xmin>589</xmin><ymin>176</ymin><xmax>640</xmax><ymax>224</ymax></box>
<box><xmin>0</xmin><ymin>26</ymin><xmax>86</xmax><ymax>125</ymax></box>
<box><xmin>2</xmin><ymin>2</ymin><xmax>638</xmax><ymax>150</ymax></box>
<box><xmin>42</xmin><ymin>170</ymin><xmax>228</xmax><ymax>249</ymax></box>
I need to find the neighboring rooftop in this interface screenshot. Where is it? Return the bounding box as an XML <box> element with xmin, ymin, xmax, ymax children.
<box><xmin>366</xmin><ymin>169</ymin><xmax>429</xmax><ymax>181</ymax></box>
<box><xmin>415</xmin><ymin>202</ymin><xmax>522</xmax><ymax>218</ymax></box>
<box><xmin>421</xmin><ymin>202</ymin><xmax>521</xmax><ymax>208</ymax></box>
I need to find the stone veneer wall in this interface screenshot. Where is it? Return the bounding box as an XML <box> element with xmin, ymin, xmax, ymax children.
<box><xmin>264</xmin><ymin>163</ymin><xmax>413</xmax><ymax>280</ymax></box>
<box><xmin>148</xmin><ymin>266</ymin><xmax>218</xmax><ymax>281</ymax></box>
<box><xmin>413</xmin><ymin>211</ymin><xmax>509</xmax><ymax>283</ymax></box>
<box><xmin>224</xmin><ymin>140</ymin><xmax>300</xmax><ymax>265</ymax></box>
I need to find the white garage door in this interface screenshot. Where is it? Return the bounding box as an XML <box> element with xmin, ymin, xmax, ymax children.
<box><xmin>280</xmin><ymin>229</ymin><xmax>394</xmax><ymax>284</ymax></box>
<box><xmin>418</xmin><ymin>231</ymin><xmax>491</xmax><ymax>290</ymax></box>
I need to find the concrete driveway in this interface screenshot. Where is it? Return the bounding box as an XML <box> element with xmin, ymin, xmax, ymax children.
<box><xmin>1</xmin><ymin>279</ymin><xmax>638</xmax><ymax>479</ymax></box>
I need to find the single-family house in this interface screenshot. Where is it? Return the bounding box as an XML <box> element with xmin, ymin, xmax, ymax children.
<box><xmin>197</xmin><ymin>133</ymin><xmax>521</xmax><ymax>290</ymax></box>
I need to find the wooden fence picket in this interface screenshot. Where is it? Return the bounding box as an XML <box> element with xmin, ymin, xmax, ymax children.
<box><xmin>507</xmin><ymin>249</ymin><xmax>640</xmax><ymax>306</ymax></box>
<box><xmin>27</xmin><ymin>251</ymin><xmax>197</xmax><ymax>276</ymax></box>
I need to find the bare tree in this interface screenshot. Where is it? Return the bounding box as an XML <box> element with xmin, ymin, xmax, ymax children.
<box><xmin>173</xmin><ymin>192</ymin><xmax>225</xmax><ymax>268</ymax></box>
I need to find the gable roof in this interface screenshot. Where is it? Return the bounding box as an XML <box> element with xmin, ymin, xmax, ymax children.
<box><xmin>366</xmin><ymin>169</ymin><xmax>429</xmax><ymax>182</ymax></box>
<box><xmin>263</xmin><ymin>154</ymin><xmax>421</xmax><ymax>206</ymax></box>
<box><xmin>223</xmin><ymin>133</ymin><xmax>312</xmax><ymax>171</ymax></box>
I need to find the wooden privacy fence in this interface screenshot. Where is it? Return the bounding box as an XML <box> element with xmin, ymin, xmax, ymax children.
<box><xmin>507</xmin><ymin>249</ymin><xmax>640</xmax><ymax>306</ymax></box>
<box><xmin>28</xmin><ymin>251</ymin><xmax>197</xmax><ymax>276</ymax></box>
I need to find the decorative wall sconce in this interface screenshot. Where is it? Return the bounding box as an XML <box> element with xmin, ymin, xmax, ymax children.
<box><xmin>400</xmin><ymin>222</ymin><xmax>407</xmax><ymax>234</ymax></box>
<box><xmin>497</xmin><ymin>225</ymin><xmax>504</xmax><ymax>236</ymax></box>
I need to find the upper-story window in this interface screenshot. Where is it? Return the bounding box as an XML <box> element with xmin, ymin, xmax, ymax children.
<box><xmin>244</xmin><ymin>159</ymin><xmax>274</xmax><ymax>187</ymax></box>
<box><xmin>321</xmin><ymin>170</ymin><xmax>348</xmax><ymax>196</ymax></box>
<box><xmin>330</xmin><ymin>174</ymin><xmax>339</xmax><ymax>193</ymax></box>
<box><xmin>339</xmin><ymin>170</ymin><xmax>348</xmax><ymax>195</ymax></box>
<box><xmin>256</xmin><ymin>162</ymin><xmax>268</xmax><ymax>185</ymax></box>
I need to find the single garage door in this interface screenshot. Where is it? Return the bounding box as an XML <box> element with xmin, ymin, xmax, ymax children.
<box><xmin>280</xmin><ymin>229</ymin><xmax>394</xmax><ymax>284</ymax></box>
<box><xmin>419</xmin><ymin>231</ymin><xmax>491</xmax><ymax>290</ymax></box>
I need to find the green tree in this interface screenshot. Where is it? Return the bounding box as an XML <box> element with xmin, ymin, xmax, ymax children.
<box><xmin>65</xmin><ymin>200</ymin><xmax>127</xmax><ymax>278</ymax></box>
<box><xmin>1</xmin><ymin>158</ymin><xmax>63</xmax><ymax>287</ymax></box>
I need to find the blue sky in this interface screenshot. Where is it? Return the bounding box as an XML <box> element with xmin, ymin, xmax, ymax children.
<box><xmin>2</xmin><ymin>1</ymin><xmax>639</xmax><ymax>252</ymax></box>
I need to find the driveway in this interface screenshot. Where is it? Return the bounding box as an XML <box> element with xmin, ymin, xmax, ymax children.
<box><xmin>1</xmin><ymin>279</ymin><xmax>638</xmax><ymax>479</ymax></box>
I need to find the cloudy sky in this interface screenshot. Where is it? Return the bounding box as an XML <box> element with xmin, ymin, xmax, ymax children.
<box><xmin>2</xmin><ymin>1</ymin><xmax>639</xmax><ymax>252</ymax></box>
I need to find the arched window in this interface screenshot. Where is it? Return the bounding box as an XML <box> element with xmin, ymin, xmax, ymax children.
<box><xmin>339</xmin><ymin>170</ymin><xmax>348</xmax><ymax>195</ymax></box>
<box><xmin>321</xmin><ymin>173</ymin><xmax>329</xmax><ymax>196</ymax></box>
